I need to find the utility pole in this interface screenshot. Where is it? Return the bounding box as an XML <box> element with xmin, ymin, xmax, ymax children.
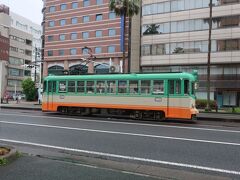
<box><xmin>207</xmin><ymin>0</ymin><xmax>213</xmax><ymax>111</ymax></box>
<box><xmin>34</xmin><ymin>46</ymin><xmax>37</xmax><ymax>84</ymax></box>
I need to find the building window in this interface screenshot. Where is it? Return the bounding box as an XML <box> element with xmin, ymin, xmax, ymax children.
<box><xmin>60</xmin><ymin>4</ymin><xmax>67</xmax><ymax>11</ymax></box>
<box><xmin>71</xmin><ymin>17</ymin><xmax>78</xmax><ymax>24</ymax></box>
<box><xmin>95</xmin><ymin>47</ymin><xmax>102</xmax><ymax>54</ymax></box>
<box><xmin>83</xmin><ymin>16</ymin><xmax>89</xmax><ymax>23</ymax></box>
<box><xmin>59</xmin><ymin>34</ymin><xmax>66</xmax><ymax>41</ymax></box>
<box><xmin>70</xmin><ymin>48</ymin><xmax>77</xmax><ymax>55</ymax></box>
<box><xmin>71</xmin><ymin>33</ymin><xmax>78</xmax><ymax>40</ymax></box>
<box><xmin>108</xmin><ymin>29</ymin><xmax>116</xmax><ymax>36</ymax></box>
<box><xmin>48</xmin><ymin>36</ymin><xmax>54</xmax><ymax>41</ymax></box>
<box><xmin>72</xmin><ymin>2</ymin><xmax>78</xmax><ymax>9</ymax></box>
<box><xmin>82</xmin><ymin>32</ymin><xmax>89</xmax><ymax>39</ymax></box>
<box><xmin>96</xmin><ymin>14</ymin><xmax>103</xmax><ymax>21</ymax></box>
<box><xmin>108</xmin><ymin>46</ymin><xmax>115</xmax><ymax>53</ymax></box>
<box><xmin>48</xmin><ymin>50</ymin><xmax>53</xmax><ymax>56</ymax></box>
<box><xmin>60</xmin><ymin>19</ymin><xmax>66</xmax><ymax>26</ymax></box>
<box><xmin>49</xmin><ymin>21</ymin><xmax>55</xmax><ymax>27</ymax></box>
<box><xmin>96</xmin><ymin>0</ymin><xmax>103</xmax><ymax>5</ymax></box>
<box><xmin>83</xmin><ymin>0</ymin><xmax>90</xmax><ymax>7</ymax></box>
<box><xmin>95</xmin><ymin>30</ymin><xmax>102</xmax><ymax>37</ymax></box>
<box><xmin>59</xmin><ymin>49</ymin><xmax>65</xmax><ymax>56</ymax></box>
<box><xmin>49</xmin><ymin>6</ymin><xmax>56</xmax><ymax>13</ymax></box>
<box><xmin>109</xmin><ymin>12</ymin><xmax>116</xmax><ymax>19</ymax></box>
<box><xmin>82</xmin><ymin>48</ymin><xmax>89</xmax><ymax>55</ymax></box>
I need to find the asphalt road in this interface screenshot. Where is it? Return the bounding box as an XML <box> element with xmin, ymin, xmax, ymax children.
<box><xmin>0</xmin><ymin>109</ymin><xmax>240</xmax><ymax>179</ymax></box>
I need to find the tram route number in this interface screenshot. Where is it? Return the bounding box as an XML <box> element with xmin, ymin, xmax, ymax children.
<box><xmin>60</xmin><ymin>95</ymin><xmax>65</xmax><ymax>99</ymax></box>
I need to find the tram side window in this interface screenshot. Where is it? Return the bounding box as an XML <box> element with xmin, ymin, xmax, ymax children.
<box><xmin>153</xmin><ymin>80</ymin><xmax>164</xmax><ymax>95</ymax></box>
<box><xmin>169</xmin><ymin>80</ymin><xmax>174</xmax><ymax>95</ymax></box>
<box><xmin>52</xmin><ymin>81</ymin><xmax>56</xmax><ymax>93</ymax></box>
<box><xmin>176</xmin><ymin>80</ymin><xmax>181</xmax><ymax>94</ymax></box>
<box><xmin>48</xmin><ymin>81</ymin><xmax>52</xmax><ymax>92</ymax></box>
<box><xmin>68</xmin><ymin>81</ymin><xmax>76</xmax><ymax>93</ymax></box>
<box><xmin>184</xmin><ymin>80</ymin><xmax>190</xmax><ymax>95</ymax></box>
<box><xmin>59</xmin><ymin>81</ymin><xmax>66</xmax><ymax>92</ymax></box>
<box><xmin>107</xmin><ymin>81</ymin><xmax>116</xmax><ymax>94</ymax></box>
<box><xmin>77</xmin><ymin>81</ymin><xmax>85</xmax><ymax>93</ymax></box>
<box><xmin>118</xmin><ymin>80</ymin><xmax>127</xmax><ymax>94</ymax></box>
<box><xmin>96</xmin><ymin>81</ymin><xmax>105</xmax><ymax>94</ymax></box>
<box><xmin>87</xmin><ymin>81</ymin><xmax>94</xmax><ymax>93</ymax></box>
<box><xmin>43</xmin><ymin>81</ymin><xmax>47</xmax><ymax>92</ymax></box>
<box><xmin>141</xmin><ymin>80</ymin><xmax>150</xmax><ymax>95</ymax></box>
<box><xmin>129</xmin><ymin>80</ymin><xmax>138</xmax><ymax>94</ymax></box>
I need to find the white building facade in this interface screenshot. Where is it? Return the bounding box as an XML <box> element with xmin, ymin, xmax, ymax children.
<box><xmin>10</xmin><ymin>12</ymin><xmax>42</xmax><ymax>84</ymax></box>
<box><xmin>141</xmin><ymin>0</ymin><xmax>240</xmax><ymax>107</ymax></box>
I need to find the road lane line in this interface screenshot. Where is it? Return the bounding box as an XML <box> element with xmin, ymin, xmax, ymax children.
<box><xmin>0</xmin><ymin>112</ymin><xmax>239</xmax><ymax>133</ymax></box>
<box><xmin>0</xmin><ymin>138</ymin><xmax>239</xmax><ymax>175</ymax></box>
<box><xmin>1</xmin><ymin>120</ymin><xmax>240</xmax><ymax>146</ymax></box>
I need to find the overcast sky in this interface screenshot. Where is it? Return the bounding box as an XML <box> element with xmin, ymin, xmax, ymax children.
<box><xmin>0</xmin><ymin>0</ymin><xmax>43</xmax><ymax>24</ymax></box>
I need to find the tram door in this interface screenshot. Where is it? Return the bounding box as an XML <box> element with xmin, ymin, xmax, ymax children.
<box><xmin>47</xmin><ymin>81</ymin><xmax>55</xmax><ymax>111</ymax></box>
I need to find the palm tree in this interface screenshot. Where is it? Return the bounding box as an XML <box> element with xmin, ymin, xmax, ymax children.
<box><xmin>109</xmin><ymin>0</ymin><xmax>140</xmax><ymax>73</ymax></box>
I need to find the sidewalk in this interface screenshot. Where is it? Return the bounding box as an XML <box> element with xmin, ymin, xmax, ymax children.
<box><xmin>0</xmin><ymin>100</ymin><xmax>41</xmax><ymax>111</ymax></box>
<box><xmin>0</xmin><ymin>101</ymin><xmax>239</xmax><ymax>122</ymax></box>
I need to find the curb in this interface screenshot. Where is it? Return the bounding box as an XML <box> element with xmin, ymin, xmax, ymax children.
<box><xmin>0</xmin><ymin>106</ymin><xmax>42</xmax><ymax>111</ymax></box>
<box><xmin>0</xmin><ymin>146</ymin><xmax>19</xmax><ymax>165</ymax></box>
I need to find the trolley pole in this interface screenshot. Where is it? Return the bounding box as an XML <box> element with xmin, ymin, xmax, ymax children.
<box><xmin>206</xmin><ymin>0</ymin><xmax>213</xmax><ymax>111</ymax></box>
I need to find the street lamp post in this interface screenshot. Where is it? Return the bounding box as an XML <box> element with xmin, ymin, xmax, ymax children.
<box><xmin>206</xmin><ymin>0</ymin><xmax>213</xmax><ymax>111</ymax></box>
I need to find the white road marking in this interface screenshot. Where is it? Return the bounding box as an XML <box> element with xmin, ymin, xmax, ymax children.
<box><xmin>0</xmin><ymin>112</ymin><xmax>239</xmax><ymax>133</ymax></box>
<box><xmin>0</xmin><ymin>138</ymin><xmax>239</xmax><ymax>175</ymax></box>
<box><xmin>0</xmin><ymin>120</ymin><xmax>240</xmax><ymax>146</ymax></box>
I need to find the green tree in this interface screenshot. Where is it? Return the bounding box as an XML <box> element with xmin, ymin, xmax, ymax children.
<box><xmin>22</xmin><ymin>78</ymin><xmax>35</xmax><ymax>101</ymax></box>
<box><xmin>109</xmin><ymin>0</ymin><xmax>140</xmax><ymax>73</ymax></box>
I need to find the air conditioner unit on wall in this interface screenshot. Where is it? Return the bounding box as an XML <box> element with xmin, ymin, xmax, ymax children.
<box><xmin>109</xmin><ymin>65</ymin><xmax>120</xmax><ymax>73</ymax></box>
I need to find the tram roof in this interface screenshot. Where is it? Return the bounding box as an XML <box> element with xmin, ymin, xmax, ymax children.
<box><xmin>44</xmin><ymin>72</ymin><xmax>197</xmax><ymax>81</ymax></box>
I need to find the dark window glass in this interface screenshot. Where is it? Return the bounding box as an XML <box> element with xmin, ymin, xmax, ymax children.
<box><xmin>153</xmin><ymin>80</ymin><xmax>164</xmax><ymax>95</ymax></box>
<box><xmin>77</xmin><ymin>81</ymin><xmax>85</xmax><ymax>93</ymax></box>
<box><xmin>96</xmin><ymin>81</ymin><xmax>105</xmax><ymax>93</ymax></box>
<box><xmin>141</xmin><ymin>80</ymin><xmax>150</xmax><ymax>95</ymax></box>
<box><xmin>108</xmin><ymin>29</ymin><xmax>116</xmax><ymax>36</ymax></box>
<box><xmin>43</xmin><ymin>81</ymin><xmax>47</xmax><ymax>92</ymax></box>
<box><xmin>129</xmin><ymin>81</ymin><xmax>139</xmax><ymax>94</ymax></box>
<box><xmin>184</xmin><ymin>80</ymin><xmax>190</xmax><ymax>95</ymax></box>
<box><xmin>48</xmin><ymin>50</ymin><xmax>53</xmax><ymax>56</ymax></box>
<box><xmin>82</xmin><ymin>32</ymin><xmax>89</xmax><ymax>39</ymax></box>
<box><xmin>169</xmin><ymin>80</ymin><xmax>174</xmax><ymax>94</ymax></box>
<box><xmin>59</xmin><ymin>81</ymin><xmax>67</xmax><ymax>92</ymax></box>
<box><xmin>68</xmin><ymin>81</ymin><xmax>76</xmax><ymax>92</ymax></box>
<box><xmin>48</xmin><ymin>36</ymin><xmax>54</xmax><ymax>41</ymax></box>
<box><xmin>107</xmin><ymin>81</ymin><xmax>116</xmax><ymax>94</ymax></box>
<box><xmin>118</xmin><ymin>81</ymin><xmax>127</xmax><ymax>94</ymax></box>
<box><xmin>87</xmin><ymin>81</ymin><xmax>94</xmax><ymax>93</ymax></box>
<box><xmin>53</xmin><ymin>82</ymin><xmax>56</xmax><ymax>92</ymax></box>
<box><xmin>48</xmin><ymin>81</ymin><xmax>52</xmax><ymax>92</ymax></box>
<box><xmin>176</xmin><ymin>80</ymin><xmax>181</xmax><ymax>94</ymax></box>
<box><xmin>59</xmin><ymin>49</ymin><xmax>64</xmax><ymax>56</ymax></box>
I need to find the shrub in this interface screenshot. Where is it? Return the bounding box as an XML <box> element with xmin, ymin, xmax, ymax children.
<box><xmin>196</xmin><ymin>99</ymin><xmax>217</xmax><ymax>109</ymax></box>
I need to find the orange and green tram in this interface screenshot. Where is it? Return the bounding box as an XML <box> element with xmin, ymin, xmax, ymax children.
<box><xmin>42</xmin><ymin>71</ymin><xmax>199</xmax><ymax>120</ymax></box>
